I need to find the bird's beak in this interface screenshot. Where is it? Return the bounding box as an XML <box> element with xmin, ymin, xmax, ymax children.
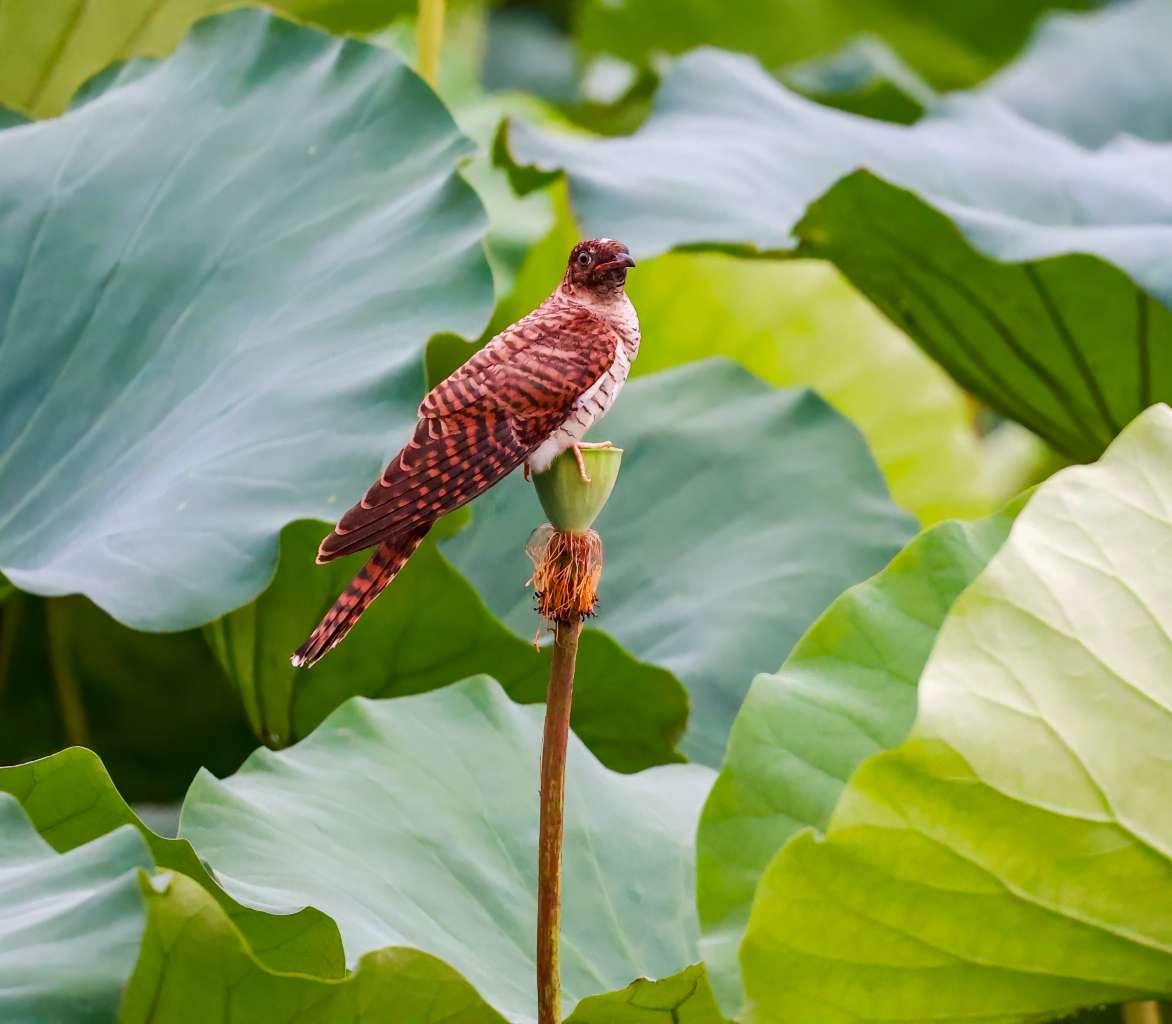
<box><xmin>597</xmin><ymin>252</ymin><xmax>637</xmax><ymax>271</ymax></box>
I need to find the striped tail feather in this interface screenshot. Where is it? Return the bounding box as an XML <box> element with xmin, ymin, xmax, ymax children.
<box><xmin>291</xmin><ymin>526</ymin><xmax>430</xmax><ymax>668</ymax></box>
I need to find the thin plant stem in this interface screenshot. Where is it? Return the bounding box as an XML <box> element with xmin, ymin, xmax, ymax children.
<box><xmin>537</xmin><ymin>618</ymin><xmax>580</xmax><ymax>1024</ymax></box>
<box><xmin>1124</xmin><ymin>1002</ymin><xmax>1162</xmax><ymax>1024</ymax></box>
<box><xmin>416</xmin><ymin>0</ymin><xmax>445</xmax><ymax>87</ymax></box>
<box><xmin>44</xmin><ymin>599</ymin><xmax>90</xmax><ymax>748</ymax></box>
<box><xmin>0</xmin><ymin>592</ymin><xmax>24</xmax><ymax>705</ymax></box>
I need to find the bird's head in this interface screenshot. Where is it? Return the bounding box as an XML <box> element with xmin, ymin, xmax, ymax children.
<box><xmin>562</xmin><ymin>238</ymin><xmax>636</xmax><ymax>298</ymax></box>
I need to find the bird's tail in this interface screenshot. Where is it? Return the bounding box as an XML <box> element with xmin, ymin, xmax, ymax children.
<box><xmin>291</xmin><ymin>526</ymin><xmax>430</xmax><ymax>668</ymax></box>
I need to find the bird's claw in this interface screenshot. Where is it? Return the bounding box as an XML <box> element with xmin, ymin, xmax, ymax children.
<box><xmin>572</xmin><ymin>445</ymin><xmax>591</xmax><ymax>483</ymax></box>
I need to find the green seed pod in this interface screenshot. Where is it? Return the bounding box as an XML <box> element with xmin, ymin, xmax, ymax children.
<box><xmin>532</xmin><ymin>447</ymin><xmax>622</xmax><ymax>534</ymax></box>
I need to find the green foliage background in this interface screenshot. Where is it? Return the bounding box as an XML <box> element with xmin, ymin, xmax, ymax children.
<box><xmin>2</xmin><ymin>1</ymin><xmax>1170</xmax><ymax>1022</ymax></box>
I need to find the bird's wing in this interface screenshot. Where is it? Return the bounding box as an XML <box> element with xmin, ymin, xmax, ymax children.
<box><xmin>317</xmin><ymin>304</ymin><xmax>619</xmax><ymax>561</ymax></box>
<box><xmin>419</xmin><ymin>303</ymin><xmax>620</xmax><ymax>419</ymax></box>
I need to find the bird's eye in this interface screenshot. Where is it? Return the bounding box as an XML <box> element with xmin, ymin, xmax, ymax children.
<box><xmin>577</xmin><ymin>252</ymin><xmax>591</xmax><ymax>266</ymax></box>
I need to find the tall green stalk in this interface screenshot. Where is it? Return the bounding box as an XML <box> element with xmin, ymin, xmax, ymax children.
<box><xmin>44</xmin><ymin>599</ymin><xmax>90</xmax><ymax>747</ymax></box>
<box><xmin>0</xmin><ymin>591</ymin><xmax>22</xmax><ymax>706</ymax></box>
<box><xmin>416</xmin><ymin>0</ymin><xmax>445</xmax><ymax>86</ymax></box>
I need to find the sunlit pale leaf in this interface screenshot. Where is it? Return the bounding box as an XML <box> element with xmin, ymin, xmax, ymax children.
<box><xmin>743</xmin><ymin>404</ymin><xmax>1172</xmax><ymax>1022</ymax></box>
<box><xmin>696</xmin><ymin>499</ymin><xmax>1023</xmax><ymax>1013</ymax></box>
<box><xmin>0</xmin><ymin>0</ymin><xmax>416</xmax><ymax>118</ymax></box>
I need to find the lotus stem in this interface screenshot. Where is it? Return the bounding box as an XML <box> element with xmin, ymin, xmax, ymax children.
<box><xmin>416</xmin><ymin>0</ymin><xmax>445</xmax><ymax>87</ymax></box>
<box><xmin>537</xmin><ymin>617</ymin><xmax>579</xmax><ymax>1024</ymax></box>
<box><xmin>531</xmin><ymin>446</ymin><xmax>621</xmax><ymax>1024</ymax></box>
<box><xmin>1124</xmin><ymin>1002</ymin><xmax>1162</xmax><ymax>1024</ymax></box>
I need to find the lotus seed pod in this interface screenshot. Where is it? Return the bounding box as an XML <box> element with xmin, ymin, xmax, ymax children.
<box><xmin>532</xmin><ymin>447</ymin><xmax>622</xmax><ymax>534</ymax></box>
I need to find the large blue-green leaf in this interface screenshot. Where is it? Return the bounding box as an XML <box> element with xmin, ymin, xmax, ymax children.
<box><xmin>0</xmin><ymin>9</ymin><xmax>493</xmax><ymax>631</ymax></box>
<box><xmin>982</xmin><ymin>0</ymin><xmax>1172</xmax><ymax>145</ymax></box>
<box><xmin>0</xmin><ymin>714</ymin><xmax>720</xmax><ymax>1022</ymax></box>
<box><xmin>123</xmin><ymin>869</ymin><xmax>513</xmax><ymax>1024</ymax></box>
<box><xmin>483</xmin><ymin>9</ymin><xmax>579</xmax><ymax>105</ymax></box>
<box><xmin>0</xmin><ymin>794</ymin><xmax>151</xmax><ymax>1021</ymax></box>
<box><xmin>444</xmin><ymin>361</ymin><xmax>916</xmax><ymax>766</ymax></box>
<box><xmin>503</xmin><ymin>33</ymin><xmax>1172</xmax><ymax>461</ymax></box>
<box><xmin>0</xmin><ymin>766</ymin><xmax>510</xmax><ymax>1022</ymax></box>
<box><xmin>0</xmin><ymin>749</ymin><xmax>512</xmax><ymax>1020</ymax></box>
<box><xmin>0</xmin><ymin>747</ymin><xmax>346</xmax><ymax>977</ymax></box>
<box><xmin>742</xmin><ymin>404</ymin><xmax>1172</xmax><ymax>1022</ymax></box>
<box><xmin>181</xmin><ymin>677</ymin><xmax>719</xmax><ymax>1022</ymax></box>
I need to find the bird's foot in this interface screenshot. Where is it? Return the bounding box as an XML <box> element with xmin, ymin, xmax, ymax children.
<box><xmin>576</xmin><ymin>441</ymin><xmax>615</xmax><ymax>450</ymax></box>
<box><xmin>524</xmin><ymin>462</ymin><xmax>531</xmax><ymax>482</ymax></box>
<box><xmin>572</xmin><ymin>444</ymin><xmax>591</xmax><ymax>483</ymax></box>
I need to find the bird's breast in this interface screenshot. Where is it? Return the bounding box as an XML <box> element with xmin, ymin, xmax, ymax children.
<box><xmin>610</xmin><ymin>295</ymin><xmax>641</xmax><ymax>362</ymax></box>
<box><xmin>526</xmin><ymin>294</ymin><xmax>639</xmax><ymax>474</ymax></box>
<box><xmin>527</xmin><ymin>340</ymin><xmax>632</xmax><ymax>473</ymax></box>
<box><xmin>576</xmin><ymin>350</ymin><xmax>626</xmax><ymax>418</ymax></box>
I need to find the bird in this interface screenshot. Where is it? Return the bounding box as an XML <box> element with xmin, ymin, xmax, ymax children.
<box><xmin>291</xmin><ymin>238</ymin><xmax>639</xmax><ymax>668</ymax></box>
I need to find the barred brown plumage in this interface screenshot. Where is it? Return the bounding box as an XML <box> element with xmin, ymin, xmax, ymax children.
<box><xmin>291</xmin><ymin>238</ymin><xmax>639</xmax><ymax>667</ymax></box>
<box><xmin>291</xmin><ymin>527</ymin><xmax>429</xmax><ymax>668</ymax></box>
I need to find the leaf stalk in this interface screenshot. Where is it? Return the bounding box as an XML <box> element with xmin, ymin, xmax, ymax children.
<box><xmin>416</xmin><ymin>0</ymin><xmax>445</xmax><ymax>87</ymax></box>
<box><xmin>44</xmin><ymin>599</ymin><xmax>90</xmax><ymax>747</ymax></box>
